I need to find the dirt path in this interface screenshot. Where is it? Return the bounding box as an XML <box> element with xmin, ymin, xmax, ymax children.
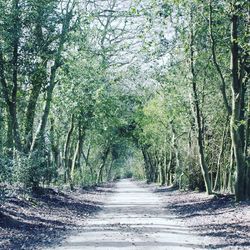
<box><xmin>46</xmin><ymin>179</ymin><xmax>209</xmax><ymax>250</ymax></box>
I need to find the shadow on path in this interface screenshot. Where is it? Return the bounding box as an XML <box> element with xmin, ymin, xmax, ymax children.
<box><xmin>0</xmin><ymin>185</ymin><xmax>110</xmax><ymax>250</ymax></box>
<box><xmin>153</xmin><ymin>186</ymin><xmax>250</xmax><ymax>249</ymax></box>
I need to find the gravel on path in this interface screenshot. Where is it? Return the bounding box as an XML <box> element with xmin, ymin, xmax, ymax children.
<box><xmin>47</xmin><ymin>179</ymin><xmax>209</xmax><ymax>250</ymax></box>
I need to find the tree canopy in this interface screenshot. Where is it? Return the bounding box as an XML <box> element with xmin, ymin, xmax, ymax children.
<box><xmin>0</xmin><ymin>0</ymin><xmax>249</xmax><ymax>201</ymax></box>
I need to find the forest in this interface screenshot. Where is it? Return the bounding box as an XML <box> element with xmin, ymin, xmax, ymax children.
<box><xmin>0</xmin><ymin>0</ymin><xmax>249</xmax><ymax>206</ymax></box>
<box><xmin>0</xmin><ymin>0</ymin><xmax>249</xmax><ymax>249</ymax></box>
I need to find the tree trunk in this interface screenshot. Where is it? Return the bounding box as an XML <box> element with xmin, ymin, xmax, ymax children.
<box><xmin>97</xmin><ymin>146</ymin><xmax>110</xmax><ymax>184</ymax></box>
<box><xmin>171</xmin><ymin>123</ymin><xmax>180</xmax><ymax>187</ymax></box>
<box><xmin>227</xmin><ymin>142</ymin><xmax>235</xmax><ymax>193</ymax></box>
<box><xmin>30</xmin><ymin>6</ymin><xmax>73</xmax><ymax>152</ymax></box>
<box><xmin>213</xmin><ymin>120</ymin><xmax>228</xmax><ymax>191</ymax></box>
<box><xmin>0</xmin><ymin>0</ymin><xmax>22</xmax><ymax>152</ymax></box>
<box><xmin>25</xmin><ymin>8</ymin><xmax>48</xmax><ymax>150</ymax></box>
<box><xmin>166</xmin><ymin>148</ymin><xmax>173</xmax><ymax>186</ymax></box>
<box><xmin>77</xmin><ymin>122</ymin><xmax>85</xmax><ymax>182</ymax></box>
<box><xmin>70</xmin><ymin>140</ymin><xmax>79</xmax><ymax>189</ymax></box>
<box><xmin>209</xmin><ymin>0</ymin><xmax>231</xmax><ymax>115</ymax></box>
<box><xmin>230</xmin><ymin>10</ymin><xmax>246</xmax><ymax>201</ymax></box>
<box><xmin>82</xmin><ymin>145</ymin><xmax>94</xmax><ymax>182</ymax></box>
<box><xmin>146</xmin><ymin>151</ymin><xmax>156</xmax><ymax>183</ymax></box>
<box><xmin>189</xmin><ymin>11</ymin><xmax>212</xmax><ymax>194</ymax></box>
<box><xmin>141</xmin><ymin>147</ymin><xmax>152</xmax><ymax>183</ymax></box>
<box><xmin>160</xmin><ymin>149</ymin><xmax>167</xmax><ymax>186</ymax></box>
<box><xmin>245</xmin><ymin>101</ymin><xmax>250</xmax><ymax>199</ymax></box>
<box><xmin>63</xmin><ymin>115</ymin><xmax>74</xmax><ymax>183</ymax></box>
<box><xmin>50</xmin><ymin>118</ymin><xmax>60</xmax><ymax>169</ymax></box>
<box><xmin>24</xmin><ymin>72</ymin><xmax>44</xmax><ymax>151</ymax></box>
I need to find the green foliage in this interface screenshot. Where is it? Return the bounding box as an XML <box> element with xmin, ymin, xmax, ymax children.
<box><xmin>0</xmin><ymin>0</ymin><xmax>249</xmax><ymax>201</ymax></box>
<box><xmin>13</xmin><ymin>146</ymin><xmax>56</xmax><ymax>188</ymax></box>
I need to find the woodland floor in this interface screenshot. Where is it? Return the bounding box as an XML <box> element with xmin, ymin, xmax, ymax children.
<box><xmin>0</xmin><ymin>184</ymin><xmax>113</xmax><ymax>250</ymax></box>
<box><xmin>148</xmin><ymin>183</ymin><xmax>250</xmax><ymax>249</ymax></box>
<box><xmin>0</xmin><ymin>180</ymin><xmax>249</xmax><ymax>250</ymax></box>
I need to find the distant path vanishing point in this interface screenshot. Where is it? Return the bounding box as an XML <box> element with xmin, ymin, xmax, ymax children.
<box><xmin>46</xmin><ymin>179</ymin><xmax>209</xmax><ymax>250</ymax></box>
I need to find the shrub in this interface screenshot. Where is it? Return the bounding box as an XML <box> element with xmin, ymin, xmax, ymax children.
<box><xmin>13</xmin><ymin>147</ymin><xmax>56</xmax><ymax>189</ymax></box>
